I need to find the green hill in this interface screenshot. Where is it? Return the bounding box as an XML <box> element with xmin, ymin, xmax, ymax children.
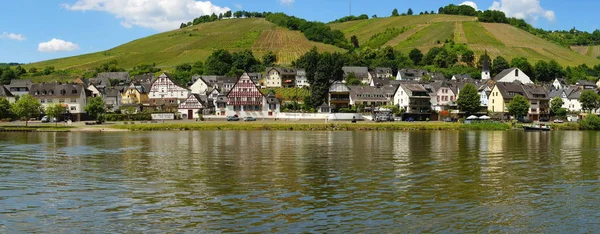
<box><xmin>26</xmin><ymin>18</ymin><xmax>344</xmax><ymax>71</ymax></box>
<box><xmin>27</xmin><ymin>14</ymin><xmax>600</xmax><ymax>75</ymax></box>
<box><xmin>330</xmin><ymin>14</ymin><xmax>600</xmax><ymax>66</ymax></box>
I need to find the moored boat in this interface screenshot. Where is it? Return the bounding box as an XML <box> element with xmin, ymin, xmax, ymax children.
<box><xmin>523</xmin><ymin>124</ymin><xmax>551</xmax><ymax>131</ymax></box>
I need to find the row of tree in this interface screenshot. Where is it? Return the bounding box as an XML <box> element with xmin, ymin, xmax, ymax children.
<box><xmin>0</xmin><ymin>95</ymin><xmax>106</xmax><ymax>126</ymax></box>
<box><xmin>180</xmin><ymin>11</ymin><xmax>270</xmax><ymax>28</ymax></box>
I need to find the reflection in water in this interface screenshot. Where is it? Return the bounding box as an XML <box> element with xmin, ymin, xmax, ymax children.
<box><xmin>0</xmin><ymin>131</ymin><xmax>599</xmax><ymax>232</ymax></box>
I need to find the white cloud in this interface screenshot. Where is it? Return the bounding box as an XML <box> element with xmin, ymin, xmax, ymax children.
<box><xmin>489</xmin><ymin>0</ymin><xmax>555</xmax><ymax>23</ymax></box>
<box><xmin>280</xmin><ymin>0</ymin><xmax>295</xmax><ymax>6</ymax></box>
<box><xmin>38</xmin><ymin>39</ymin><xmax>80</xmax><ymax>53</ymax></box>
<box><xmin>1</xmin><ymin>32</ymin><xmax>26</xmax><ymax>41</ymax></box>
<box><xmin>459</xmin><ymin>1</ymin><xmax>479</xmax><ymax>11</ymax></box>
<box><xmin>234</xmin><ymin>3</ymin><xmax>243</xmax><ymax>9</ymax></box>
<box><xmin>63</xmin><ymin>0</ymin><xmax>231</xmax><ymax>32</ymax></box>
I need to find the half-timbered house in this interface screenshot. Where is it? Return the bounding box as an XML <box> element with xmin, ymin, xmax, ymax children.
<box><xmin>149</xmin><ymin>73</ymin><xmax>190</xmax><ymax>110</ymax></box>
<box><xmin>178</xmin><ymin>94</ymin><xmax>213</xmax><ymax>119</ymax></box>
<box><xmin>226</xmin><ymin>73</ymin><xmax>280</xmax><ymax>117</ymax></box>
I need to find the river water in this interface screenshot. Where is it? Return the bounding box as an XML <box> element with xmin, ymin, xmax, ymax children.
<box><xmin>0</xmin><ymin>131</ymin><xmax>599</xmax><ymax>233</ymax></box>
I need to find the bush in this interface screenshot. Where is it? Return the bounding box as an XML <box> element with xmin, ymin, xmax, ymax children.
<box><xmin>104</xmin><ymin>113</ymin><xmax>152</xmax><ymax>121</ymax></box>
<box><xmin>580</xmin><ymin>114</ymin><xmax>600</xmax><ymax>130</ymax></box>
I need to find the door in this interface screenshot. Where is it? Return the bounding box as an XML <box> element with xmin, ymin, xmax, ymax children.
<box><xmin>188</xmin><ymin>110</ymin><xmax>193</xmax><ymax>119</ymax></box>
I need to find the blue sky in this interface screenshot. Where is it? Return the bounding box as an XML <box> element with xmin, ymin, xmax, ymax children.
<box><xmin>1</xmin><ymin>0</ymin><xmax>598</xmax><ymax>64</ymax></box>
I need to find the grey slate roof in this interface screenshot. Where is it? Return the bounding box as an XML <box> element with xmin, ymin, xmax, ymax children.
<box><xmin>7</xmin><ymin>79</ymin><xmax>33</xmax><ymax>88</ymax></box>
<box><xmin>343</xmin><ymin>66</ymin><xmax>370</xmax><ymax>80</ymax></box>
<box><xmin>267</xmin><ymin>67</ymin><xmax>297</xmax><ymax>75</ymax></box>
<box><xmin>97</xmin><ymin>72</ymin><xmax>130</xmax><ymax>81</ymax></box>
<box><xmin>349</xmin><ymin>85</ymin><xmax>397</xmax><ymax>102</ymax></box>
<box><xmin>30</xmin><ymin>83</ymin><xmax>85</xmax><ymax>99</ymax></box>
<box><xmin>495</xmin><ymin>82</ymin><xmax>526</xmax><ymax>100</ymax></box>
<box><xmin>329</xmin><ymin>81</ymin><xmax>351</xmax><ymax>93</ymax></box>
<box><xmin>132</xmin><ymin>73</ymin><xmax>155</xmax><ymax>84</ymax></box>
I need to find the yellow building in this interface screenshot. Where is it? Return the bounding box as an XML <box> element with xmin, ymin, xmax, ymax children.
<box><xmin>121</xmin><ymin>83</ymin><xmax>150</xmax><ymax>105</ymax></box>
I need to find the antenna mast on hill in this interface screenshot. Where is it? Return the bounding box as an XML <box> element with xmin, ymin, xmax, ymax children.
<box><xmin>349</xmin><ymin>0</ymin><xmax>352</xmax><ymax>16</ymax></box>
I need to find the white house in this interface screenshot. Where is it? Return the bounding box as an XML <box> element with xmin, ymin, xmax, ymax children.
<box><xmin>29</xmin><ymin>83</ymin><xmax>88</xmax><ymax>121</ymax></box>
<box><xmin>189</xmin><ymin>75</ymin><xmax>210</xmax><ymax>94</ymax></box>
<box><xmin>266</xmin><ymin>67</ymin><xmax>296</xmax><ymax>88</ymax></box>
<box><xmin>149</xmin><ymin>73</ymin><xmax>190</xmax><ymax>106</ymax></box>
<box><xmin>493</xmin><ymin>68</ymin><xmax>533</xmax><ymax>84</ymax></box>
<box><xmin>296</xmin><ymin>69</ymin><xmax>309</xmax><ymax>88</ymax></box>
<box><xmin>87</xmin><ymin>84</ymin><xmax>102</xmax><ymax>98</ymax></box>
<box><xmin>478</xmin><ymin>84</ymin><xmax>492</xmax><ymax>107</ymax></box>
<box><xmin>550</xmin><ymin>87</ymin><xmax>582</xmax><ymax>112</ymax></box>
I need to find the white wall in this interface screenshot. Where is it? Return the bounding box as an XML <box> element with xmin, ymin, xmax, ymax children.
<box><xmin>190</xmin><ymin>79</ymin><xmax>208</xmax><ymax>94</ymax></box>
<box><xmin>496</xmin><ymin>68</ymin><xmax>533</xmax><ymax>84</ymax></box>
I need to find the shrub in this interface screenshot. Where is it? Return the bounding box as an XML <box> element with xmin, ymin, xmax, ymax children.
<box><xmin>104</xmin><ymin>113</ymin><xmax>152</xmax><ymax>121</ymax></box>
<box><xmin>580</xmin><ymin>114</ymin><xmax>600</xmax><ymax>130</ymax></box>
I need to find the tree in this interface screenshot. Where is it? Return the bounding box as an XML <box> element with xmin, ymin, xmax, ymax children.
<box><xmin>350</xmin><ymin>35</ymin><xmax>359</xmax><ymax>48</ymax></box>
<box><xmin>579</xmin><ymin>90</ymin><xmax>600</xmax><ymax>113</ymax></box>
<box><xmin>45</xmin><ymin>104</ymin><xmax>67</xmax><ymax>126</ymax></box>
<box><xmin>85</xmin><ymin>96</ymin><xmax>106</xmax><ymax>121</ymax></box>
<box><xmin>507</xmin><ymin>94</ymin><xmax>530</xmax><ymax>119</ymax></box>
<box><xmin>0</xmin><ymin>68</ymin><xmax>16</xmax><ymax>85</ymax></box>
<box><xmin>262</xmin><ymin>51</ymin><xmax>277</xmax><ymax>68</ymax></box>
<box><xmin>392</xmin><ymin>9</ymin><xmax>400</xmax><ymax>17</ymax></box>
<box><xmin>550</xmin><ymin>96</ymin><xmax>567</xmax><ymax>119</ymax></box>
<box><xmin>456</xmin><ymin>83</ymin><xmax>481</xmax><ymax>115</ymax></box>
<box><xmin>10</xmin><ymin>94</ymin><xmax>42</xmax><ymax>126</ymax></box>
<box><xmin>0</xmin><ymin>97</ymin><xmax>11</xmax><ymax>119</ymax></box>
<box><xmin>492</xmin><ymin>56</ymin><xmax>509</xmax><ymax>76</ymax></box>
<box><xmin>233</xmin><ymin>11</ymin><xmax>243</xmax><ymax>18</ymax></box>
<box><xmin>407</xmin><ymin>8</ymin><xmax>414</xmax><ymax>15</ymax></box>
<box><xmin>204</xmin><ymin>49</ymin><xmax>233</xmax><ymax>75</ymax></box>
<box><xmin>461</xmin><ymin>50</ymin><xmax>475</xmax><ymax>66</ymax></box>
<box><xmin>409</xmin><ymin>48</ymin><xmax>423</xmax><ymax>65</ymax></box>
<box><xmin>346</xmin><ymin>73</ymin><xmax>361</xmax><ymax>85</ymax></box>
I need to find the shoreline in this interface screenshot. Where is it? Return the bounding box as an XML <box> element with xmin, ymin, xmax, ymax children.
<box><xmin>1</xmin><ymin>121</ymin><xmax>580</xmax><ymax>132</ymax></box>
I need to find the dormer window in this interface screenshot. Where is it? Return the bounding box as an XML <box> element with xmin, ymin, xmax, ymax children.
<box><xmin>35</xmin><ymin>91</ymin><xmax>39</xmax><ymax>95</ymax></box>
<box><xmin>515</xmin><ymin>69</ymin><xmax>519</xmax><ymax>77</ymax></box>
<box><xmin>42</xmin><ymin>90</ymin><xmax>47</xmax><ymax>95</ymax></box>
<box><xmin>72</xmin><ymin>90</ymin><xmax>77</xmax><ymax>94</ymax></box>
<box><xmin>61</xmin><ymin>90</ymin><xmax>66</xmax><ymax>95</ymax></box>
<box><xmin>49</xmin><ymin>90</ymin><xmax>54</xmax><ymax>95</ymax></box>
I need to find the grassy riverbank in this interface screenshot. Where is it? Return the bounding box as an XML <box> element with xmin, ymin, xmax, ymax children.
<box><xmin>109</xmin><ymin>121</ymin><xmax>512</xmax><ymax>131</ymax></box>
<box><xmin>0</xmin><ymin>125</ymin><xmax>74</xmax><ymax>132</ymax></box>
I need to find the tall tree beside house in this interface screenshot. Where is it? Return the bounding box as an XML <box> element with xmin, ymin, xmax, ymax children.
<box><xmin>456</xmin><ymin>83</ymin><xmax>481</xmax><ymax>115</ymax></box>
<box><xmin>507</xmin><ymin>94</ymin><xmax>530</xmax><ymax>119</ymax></box>
<box><xmin>0</xmin><ymin>68</ymin><xmax>16</xmax><ymax>85</ymax></box>
<box><xmin>45</xmin><ymin>104</ymin><xmax>67</xmax><ymax>127</ymax></box>
<box><xmin>491</xmin><ymin>56</ymin><xmax>509</xmax><ymax>76</ymax></box>
<box><xmin>294</xmin><ymin>48</ymin><xmax>345</xmax><ymax>107</ymax></box>
<box><xmin>550</xmin><ymin>96</ymin><xmax>567</xmax><ymax>119</ymax></box>
<box><xmin>407</xmin><ymin>8</ymin><xmax>414</xmax><ymax>15</ymax></box>
<box><xmin>578</xmin><ymin>90</ymin><xmax>600</xmax><ymax>113</ymax></box>
<box><xmin>0</xmin><ymin>97</ymin><xmax>11</xmax><ymax>120</ymax></box>
<box><xmin>409</xmin><ymin>48</ymin><xmax>423</xmax><ymax>65</ymax></box>
<box><xmin>10</xmin><ymin>94</ymin><xmax>42</xmax><ymax>127</ymax></box>
<box><xmin>534</xmin><ymin>60</ymin><xmax>564</xmax><ymax>82</ymax></box>
<box><xmin>392</xmin><ymin>9</ymin><xmax>400</xmax><ymax>17</ymax></box>
<box><xmin>85</xmin><ymin>97</ymin><xmax>106</xmax><ymax>122</ymax></box>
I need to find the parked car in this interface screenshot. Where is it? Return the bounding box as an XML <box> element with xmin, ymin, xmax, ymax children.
<box><xmin>405</xmin><ymin>117</ymin><xmax>415</xmax><ymax>122</ymax></box>
<box><xmin>226</xmin><ymin>115</ymin><xmax>240</xmax><ymax>121</ymax></box>
<box><xmin>41</xmin><ymin>116</ymin><xmax>57</xmax><ymax>123</ymax></box>
<box><xmin>553</xmin><ymin>119</ymin><xmax>565</xmax><ymax>123</ymax></box>
<box><xmin>540</xmin><ymin>117</ymin><xmax>549</xmax><ymax>122</ymax></box>
<box><xmin>243</xmin><ymin>116</ymin><xmax>257</xmax><ymax>121</ymax></box>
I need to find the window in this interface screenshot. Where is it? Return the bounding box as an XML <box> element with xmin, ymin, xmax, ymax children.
<box><xmin>41</xmin><ymin>99</ymin><xmax>45</xmax><ymax>103</ymax></box>
<box><xmin>70</xmin><ymin>106</ymin><xmax>76</xmax><ymax>111</ymax></box>
<box><xmin>515</xmin><ymin>69</ymin><xmax>519</xmax><ymax>77</ymax></box>
<box><xmin>71</xmin><ymin>98</ymin><xmax>77</xmax><ymax>103</ymax></box>
<box><xmin>59</xmin><ymin>99</ymin><xmax>65</xmax><ymax>103</ymax></box>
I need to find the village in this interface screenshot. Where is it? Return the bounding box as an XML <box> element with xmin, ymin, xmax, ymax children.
<box><xmin>1</xmin><ymin>55</ymin><xmax>599</xmax><ymax>124</ymax></box>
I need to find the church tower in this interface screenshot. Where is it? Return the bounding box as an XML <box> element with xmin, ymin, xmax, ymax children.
<box><xmin>481</xmin><ymin>51</ymin><xmax>491</xmax><ymax>80</ymax></box>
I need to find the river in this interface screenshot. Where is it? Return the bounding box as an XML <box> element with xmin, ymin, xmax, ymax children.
<box><xmin>1</xmin><ymin>131</ymin><xmax>599</xmax><ymax>232</ymax></box>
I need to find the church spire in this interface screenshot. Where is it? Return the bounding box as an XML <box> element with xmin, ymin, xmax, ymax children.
<box><xmin>481</xmin><ymin>50</ymin><xmax>491</xmax><ymax>80</ymax></box>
